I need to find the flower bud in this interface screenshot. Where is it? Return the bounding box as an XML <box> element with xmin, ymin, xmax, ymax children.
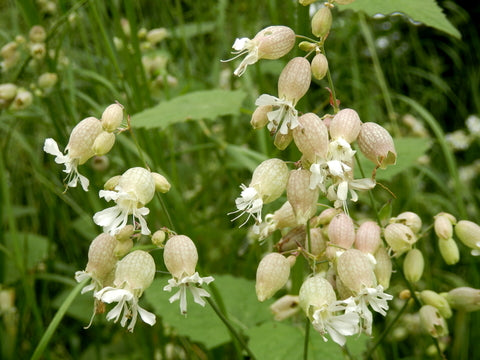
<box><xmin>29</xmin><ymin>25</ymin><xmax>47</xmax><ymax>43</ymax></box>
<box><xmin>251</xmin><ymin>105</ymin><xmax>272</xmax><ymax>129</ymax></box>
<box><xmin>420</xmin><ymin>290</ymin><xmax>452</xmax><ymax>319</ymax></box>
<box><xmin>403</xmin><ymin>249</ymin><xmax>424</xmax><ymax>283</ymax></box>
<box><xmin>152</xmin><ymin>230</ymin><xmax>166</xmax><ymax>246</ymax></box>
<box><xmin>251</xmin><ymin>158</ymin><xmax>289</xmax><ymax>203</ymax></box>
<box><xmin>146</xmin><ymin>28</ymin><xmax>168</xmax><ymax>45</ymax></box>
<box><xmin>419</xmin><ymin>305</ymin><xmax>448</xmax><ymax>338</ymax></box>
<box><xmin>287</xmin><ymin>169</ymin><xmax>319</xmax><ymax>224</ymax></box>
<box><xmin>66</xmin><ymin>117</ymin><xmax>103</xmax><ymax>164</ymax></box>
<box><xmin>337</xmin><ymin>249</ymin><xmax>376</xmax><ymax>294</ymax></box>
<box><xmin>445</xmin><ymin>287</ymin><xmax>480</xmax><ymax>312</ymax></box>
<box><xmin>0</xmin><ymin>83</ymin><xmax>17</xmax><ymax>102</ymax></box>
<box><xmin>163</xmin><ymin>235</ymin><xmax>198</xmax><ymax>279</ymax></box>
<box><xmin>293</xmin><ymin>113</ymin><xmax>329</xmax><ymax>164</ymax></box>
<box><xmin>311</xmin><ymin>52</ymin><xmax>328</xmax><ymax>80</ymax></box>
<box><xmin>152</xmin><ymin>172</ymin><xmax>171</xmax><ymax>193</ymax></box>
<box><xmin>38</xmin><ymin>72</ymin><xmax>58</xmax><ymax>89</ymax></box>
<box><xmin>101</xmin><ymin>103</ymin><xmax>124</xmax><ymax>132</ymax></box>
<box><xmin>256</xmin><ymin>252</ymin><xmax>291</xmax><ymax>301</ymax></box>
<box><xmin>299</xmin><ymin>274</ymin><xmax>336</xmax><ymax>318</ymax></box>
<box><xmin>391</xmin><ymin>211</ymin><xmax>422</xmax><ymax>234</ymax></box>
<box><xmin>278</xmin><ymin>57</ymin><xmax>311</xmax><ymax>103</ymax></box>
<box><xmin>438</xmin><ymin>238</ymin><xmax>460</xmax><ymax>265</ymax></box>
<box><xmin>270</xmin><ymin>295</ymin><xmax>299</xmax><ymax>321</ymax></box>
<box><xmin>455</xmin><ymin>220</ymin><xmax>480</xmax><ymax>253</ymax></box>
<box><xmin>298</xmin><ymin>41</ymin><xmax>317</xmax><ymax>51</ymax></box>
<box><xmin>10</xmin><ymin>89</ymin><xmax>33</xmax><ymax>110</ymax></box>
<box><xmin>311</xmin><ymin>6</ymin><xmax>332</xmax><ymax>38</ymax></box>
<box><xmin>357</xmin><ymin>122</ymin><xmax>396</xmax><ymax>169</ymax></box>
<box><xmin>434</xmin><ymin>213</ymin><xmax>454</xmax><ymax>240</ymax></box>
<box><xmin>329</xmin><ymin>108</ymin><xmax>362</xmax><ymax>143</ymax></box>
<box><xmin>355</xmin><ymin>220</ymin><xmax>382</xmax><ymax>254</ymax></box>
<box><xmin>115</xmin><ymin>225</ymin><xmax>134</xmax><ymax>242</ymax></box>
<box><xmin>374</xmin><ymin>245</ymin><xmax>392</xmax><ymax>289</ymax></box>
<box><xmin>384</xmin><ymin>223</ymin><xmax>417</xmax><ymax>256</ymax></box>
<box><xmin>114</xmin><ymin>238</ymin><xmax>133</xmax><ymax>258</ymax></box>
<box><xmin>274</xmin><ymin>130</ymin><xmax>293</xmax><ymax>150</ymax></box>
<box><xmin>253</xmin><ymin>26</ymin><xmax>296</xmax><ymax>61</ymax></box>
<box><xmin>93</xmin><ymin>131</ymin><xmax>116</xmax><ymax>156</ymax></box>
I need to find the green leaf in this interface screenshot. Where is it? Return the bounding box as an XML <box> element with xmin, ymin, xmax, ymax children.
<box><xmin>131</xmin><ymin>89</ymin><xmax>246</xmax><ymax>130</ymax></box>
<box><xmin>3</xmin><ymin>232</ymin><xmax>50</xmax><ymax>283</ymax></box>
<box><xmin>246</xmin><ymin>322</ymin><xmax>369</xmax><ymax>360</ymax></box>
<box><xmin>170</xmin><ymin>21</ymin><xmax>216</xmax><ymax>39</ymax></box>
<box><xmin>356</xmin><ymin>137</ymin><xmax>432</xmax><ymax>181</ymax></box>
<box><xmin>225</xmin><ymin>144</ymin><xmax>268</xmax><ymax>171</ymax></box>
<box><xmin>337</xmin><ymin>0</ymin><xmax>461</xmax><ymax>39</ymax></box>
<box><xmin>144</xmin><ymin>274</ymin><xmax>273</xmax><ymax>349</ymax></box>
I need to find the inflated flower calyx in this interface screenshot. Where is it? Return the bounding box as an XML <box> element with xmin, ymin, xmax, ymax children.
<box><xmin>251</xmin><ymin>105</ymin><xmax>272</xmax><ymax>129</ymax></box>
<box><xmin>255</xmin><ymin>252</ymin><xmax>291</xmax><ymax>301</ymax></box>
<box><xmin>146</xmin><ymin>28</ymin><xmax>168</xmax><ymax>45</ymax></box>
<box><xmin>152</xmin><ymin>172</ymin><xmax>171</xmax><ymax>193</ymax></box>
<box><xmin>357</xmin><ymin>122</ymin><xmax>396</xmax><ymax>169</ymax></box>
<box><xmin>293</xmin><ymin>112</ymin><xmax>329</xmax><ymax>165</ymax></box>
<box><xmin>276</xmin><ymin>225</ymin><xmax>306</xmax><ymax>252</ymax></box>
<box><xmin>434</xmin><ymin>213</ymin><xmax>454</xmax><ymax>240</ymax></box>
<box><xmin>104</xmin><ymin>175</ymin><xmax>121</xmax><ymax>190</ymax></box>
<box><xmin>336</xmin><ymin>249</ymin><xmax>376</xmax><ymax>294</ymax></box>
<box><xmin>270</xmin><ymin>295</ymin><xmax>300</xmax><ymax>321</ymax></box>
<box><xmin>391</xmin><ymin>211</ymin><xmax>422</xmax><ymax>234</ymax></box>
<box><xmin>329</xmin><ymin>108</ymin><xmax>362</xmax><ymax>143</ymax></box>
<box><xmin>454</xmin><ymin>220</ymin><xmax>480</xmax><ymax>255</ymax></box>
<box><xmin>115</xmin><ymin>225</ymin><xmax>134</xmax><ymax>242</ymax></box>
<box><xmin>326</xmin><ymin>212</ymin><xmax>355</xmax><ymax>259</ymax></box>
<box><xmin>445</xmin><ymin>287</ymin><xmax>480</xmax><ymax>312</ymax></box>
<box><xmin>438</xmin><ymin>238</ymin><xmax>460</xmax><ymax>265</ymax></box>
<box><xmin>355</xmin><ymin>221</ymin><xmax>382</xmax><ymax>254</ymax></box>
<box><xmin>403</xmin><ymin>248</ymin><xmax>424</xmax><ymax>283</ymax></box>
<box><xmin>10</xmin><ymin>89</ymin><xmax>33</xmax><ymax>110</ymax></box>
<box><xmin>287</xmin><ymin>169</ymin><xmax>319</xmax><ymax>224</ymax></box>
<box><xmin>29</xmin><ymin>25</ymin><xmax>47</xmax><ymax>43</ymax></box>
<box><xmin>274</xmin><ymin>131</ymin><xmax>293</xmax><ymax>150</ymax></box>
<box><xmin>311</xmin><ymin>52</ymin><xmax>329</xmax><ymax>80</ymax></box>
<box><xmin>67</xmin><ymin>117</ymin><xmax>104</xmax><ymax>164</ymax></box>
<box><xmin>309</xmin><ymin>227</ymin><xmax>327</xmax><ymax>257</ymax></box>
<box><xmin>419</xmin><ymin>305</ymin><xmax>448</xmax><ymax>338</ymax></box>
<box><xmin>420</xmin><ymin>290</ymin><xmax>452</xmax><ymax>319</ymax></box>
<box><xmin>38</xmin><ymin>73</ymin><xmax>58</xmax><ymax>89</ymax></box>
<box><xmin>114</xmin><ymin>238</ymin><xmax>133</xmax><ymax>257</ymax></box>
<box><xmin>311</xmin><ymin>6</ymin><xmax>332</xmax><ymax>38</ymax></box>
<box><xmin>384</xmin><ymin>223</ymin><xmax>417</xmax><ymax>256</ymax></box>
<box><xmin>0</xmin><ymin>83</ymin><xmax>18</xmax><ymax>102</ymax></box>
<box><xmin>93</xmin><ymin>131</ymin><xmax>116</xmax><ymax>156</ymax></box>
<box><xmin>151</xmin><ymin>230</ymin><xmax>166</xmax><ymax>246</ymax></box>
<box><xmin>299</xmin><ymin>275</ymin><xmax>336</xmax><ymax>319</ymax></box>
<box><xmin>163</xmin><ymin>235</ymin><xmax>198</xmax><ymax>279</ymax></box>
<box><xmin>278</xmin><ymin>57</ymin><xmax>311</xmax><ymax>104</ymax></box>
<box><xmin>374</xmin><ymin>246</ymin><xmax>392</xmax><ymax>289</ymax></box>
<box><xmin>101</xmin><ymin>103</ymin><xmax>124</xmax><ymax>132</ymax></box>
<box><xmin>250</xmin><ymin>158</ymin><xmax>289</xmax><ymax>203</ymax></box>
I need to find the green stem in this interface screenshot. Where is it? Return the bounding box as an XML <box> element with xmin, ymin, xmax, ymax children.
<box><xmin>31</xmin><ymin>278</ymin><xmax>89</xmax><ymax>360</ymax></box>
<box><xmin>320</xmin><ymin>43</ymin><xmax>339</xmax><ymax>113</ymax></box>
<box><xmin>303</xmin><ymin>318</ymin><xmax>310</xmax><ymax>360</ymax></box>
<box><xmin>358</xmin><ymin>12</ymin><xmax>399</xmax><ymax>136</ymax></box>
<box><xmin>205</xmin><ymin>297</ymin><xmax>257</xmax><ymax>360</ymax></box>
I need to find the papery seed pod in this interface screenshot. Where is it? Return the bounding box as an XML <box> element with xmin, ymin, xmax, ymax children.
<box><xmin>309</xmin><ymin>227</ymin><xmax>327</xmax><ymax>257</ymax></box>
<box><xmin>311</xmin><ymin>53</ymin><xmax>328</xmax><ymax>80</ymax></box>
<box><xmin>438</xmin><ymin>238</ymin><xmax>460</xmax><ymax>265</ymax></box>
<box><xmin>337</xmin><ymin>249</ymin><xmax>376</xmax><ymax>294</ymax></box>
<box><xmin>403</xmin><ymin>248</ymin><xmax>424</xmax><ymax>283</ymax></box>
<box><xmin>253</xmin><ymin>26</ymin><xmax>296</xmax><ymax>60</ymax></box>
<box><xmin>355</xmin><ymin>220</ymin><xmax>382</xmax><ymax>254</ymax></box>
<box><xmin>114</xmin><ymin>250</ymin><xmax>156</xmax><ymax>296</ymax></box>
<box><xmin>251</xmin><ymin>105</ymin><xmax>272</xmax><ymax>129</ymax></box>
<box><xmin>384</xmin><ymin>223</ymin><xmax>417</xmax><ymax>256</ymax></box>
<box><xmin>419</xmin><ymin>305</ymin><xmax>448</xmax><ymax>338</ymax></box>
<box><xmin>152</xmin><ymin>230</ymin><xmax>166</xmax><ymax>246</ymax></box>
<box><xmin>163</xmin><ymin>235</ymin><xmax>198</xmax><ymax>279</ymax></box>
<box><xmin>392</xmin><ymin>211</ymin><xmax>422</xmax><ymax>234</ymax></box>
<box><xmin>374</xmin><ymin>245</ymin><xmax>392</xmax><ymax>289</ymax></box>
<box><xmin>29</xmin><ymin>25</ymin><xmax>47</xmax><ymax>43</ymax></box>
<box><xmin>357</xmin><ymin>122</ymin><xmax>396</xmax><ymax>169</ymax></box>
<box><xmin>38</xmin><ymin>72</ymin><xmax>58</xmax><ymax>89</ymax></box>
<box><xmin>274</xmin><ymin>130</ymin><xmax>293</xmax><ymax>150</ymax></box>
<box><xmin>152</xmin><ymin>172</ymin><xmax>171</xmax><ymax>193</ymax></box>
<box><xmin>85</xmin><ymin>233</ymin><xmax>118</xmax><ymax>285</ymax></box>
<box><xmin>278</xmin><ymin>57</ymin><xmax>311</xmax><ymax>103</ymax></box>
<box><xmin>118</xmin><ymin>167</ymin><xmax>155</xmax><ymax>206</ymax></box>
<box><xmin>434</xmin><ymin>213</ymin><xmax>454</xmax><ymax>240</ymax></box>
<box><xmin>455</xmin><ymin>220</ymin><xmax>480</xmax><ymax>251</ymax></box>
<box><xmin>93</xmin><ymin>131</ymin><xmax>116</xmax><ymax>156</ymax></box>
<box><xmin>287</xmin><ymin>169</ymin><xmax>319</xmax><ymax>224</ymax></box>
<box><xmin>101</xmin><ymin>103</ymin><xmax>124</xmax><ymax>132</ymax></box>
<box><xmin>293</xmin><ymin>113</ymin><xmax>329</xmax><ymax>164</ymax></box>
<box><xmin>329</xmin><ymin>108</ymin><xmax>362</xmax><ymax>143</ymax></box>
<box><xmin>445</xmin><ymin>287</ymin><xmax>480</xmax><ymax>312</ymax></box>
<box><xmin>276</xmin><ymin>225</ymin><xmax>305</xmax><ymax>252</ymax></box>
<box><xmin>66</xmin><ymin>117</ymin><xmax>103</xmax><ymax>164</ymax></box>
<box><xmin>299</xmin><ymin>274</ymin><xmax>336</xmax><ymax>318</ymax></box>
<box><xmin>327</xmin><ymin>213</ymin><xmax>355</xmax><ymax>250</ymax></box>
<box><xmin>0</xmin><ymin>83</ymin><xmax>17</xmax><ymax>102</ymax></box>
<box><xmin>420</xmin><ymin>290</ymin><xmax>452</xmax><ymax>319</ymax></box>
<box><xmin>256</xmin><ymin>252</ymin><xmax>291</xmax><ymax>302</ymax></box>
<box><xmin>270</xmin><ymin>294</ymin><xmax>300</xmax><ymax>321</ymax></box>
<box><xmin>251</xmin><ymin>158</ymin><xmax>289</xmax><ymax>203</ymax></box>
<box><xmin>311</xmin><ymin>6</ymin><xmax>332</xmax><ymax>38</ymax></box>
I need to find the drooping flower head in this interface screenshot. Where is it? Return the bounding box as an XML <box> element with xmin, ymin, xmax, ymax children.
<box><xmin>95</xmin><ymin>250</ymin><xmax>156</xmax><ymax>332</ymax></box>
<box><xmin>163</xmin><ymin>235</ymin><xmax>214</xmax><ymax>315</ymax></box>
<box><xmin>224</xmin><ymin>25</ymin><xmax>296</xmax><ymax>77</ymax></box>
<box><xmin>93</xmin><ymin>167</ymin><xmax>156</xmax><ymax>235</ymax></box>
